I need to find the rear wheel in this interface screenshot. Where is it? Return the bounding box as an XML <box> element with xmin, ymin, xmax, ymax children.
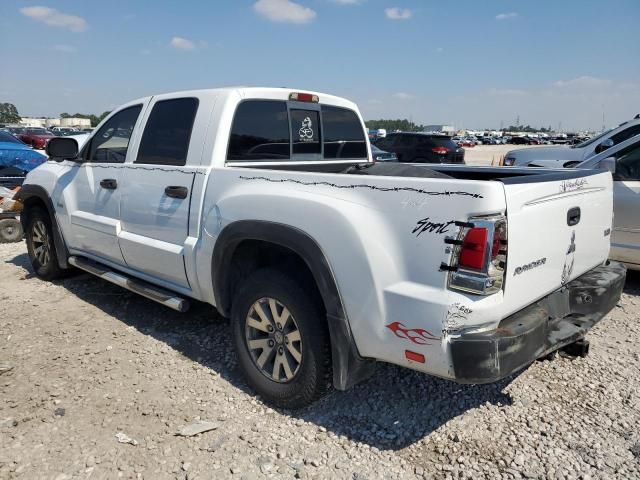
<box><xmin>25</xmin><ymin>208</ymin><xmax>65</xmax><ymax>280</ymax></box>
<box><xmin>0</xmin><ymin>218</ymin><xmax>23</xmax><ymax>243</ymax></box>
<box><xmin>231</xmin><ymin>269</ymin><xmax>331</xmax><ymax>409</ymax></box>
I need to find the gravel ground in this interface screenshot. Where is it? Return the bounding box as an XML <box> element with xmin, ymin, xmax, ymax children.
<box><xmin>1</xmin><ymin>241</ymin><xmax>639</xmax><ymax>480</ymax></box>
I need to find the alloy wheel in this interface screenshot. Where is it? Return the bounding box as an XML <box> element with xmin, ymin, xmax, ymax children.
<box><xmin>245</xmin><ymin>297</ymin><xmax>302</xmax><ymax>383</ymax></box>
<box><xmin>31</xmin><ymin>220</ymin><xmax>50</xmax><ymax>266</ymax></box>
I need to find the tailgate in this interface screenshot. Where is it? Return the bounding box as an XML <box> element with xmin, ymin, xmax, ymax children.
<box><xmin>503</xmin><ymin>170</ymin><xmax>613</xmax><ymax>308</ymax></box>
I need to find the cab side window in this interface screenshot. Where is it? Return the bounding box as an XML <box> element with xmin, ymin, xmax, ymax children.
<box><xmin>85</xmin><ymin>105</ymin><xmax>142</xmax><ymax>163</ymax></box>
<box><xmin>136</xmin><ymin>98</ymin><xmax>199</xmax><ymax>166</ymax></box>
<box><xmin>614</xmin><ymin>143</ymin><xmax>640</xmax><ymax>181</ymax></box>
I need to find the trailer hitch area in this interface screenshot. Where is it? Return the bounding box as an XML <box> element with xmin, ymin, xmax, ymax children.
<box><xmin>560</xmin><ymin>338</ymin><xmax>590</xmax><ymax>358</ymax></box>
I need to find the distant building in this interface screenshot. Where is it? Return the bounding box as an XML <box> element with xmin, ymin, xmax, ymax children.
<box><xmin>19</xmin><ymin>117</ymin><xmax>91</xmax><ymax>128</ymax></box>
<box><xmin>423</xmin><ymin>124</ymin><xmax>455</xmax><ymax>135</ymax></box>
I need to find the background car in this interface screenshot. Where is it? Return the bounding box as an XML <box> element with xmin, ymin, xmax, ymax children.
<box><xmin>575</xmin><ymin>135</ymin><xmax>640</xmax><ymax>270</ymax></box>
<box><xmin>0</xmin><ymin>130</ymin><xmax>47</xmax><ymax>174</ymax></box>
<box><xmin>17</xmin><ymin>128</ymin><xmax>55</xmax><ymax>149</ymax></box>
<box><xmin>504</xmin><ymin>115</ymin><xmax>640</xmax><ymax>167</ymax></box>
<box><xmin>371</xmin><ymin>144</ymin><xmax>397</xmax><ymax>162</ymax></box>
<box><xmin>374</xmin><ymin>132</ymin><xmax>465</xmax><ymax>163</ymax></box>
<box><xmin>510</xmin><ymin>136</ymin><xmax>537</xmax><ymax>145</ymax></box>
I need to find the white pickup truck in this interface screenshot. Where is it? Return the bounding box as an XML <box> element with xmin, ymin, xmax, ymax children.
<box><xmin>17</xmin><ymin>88</ymin><xmax>626</xmax><ymax>408</ymax></box>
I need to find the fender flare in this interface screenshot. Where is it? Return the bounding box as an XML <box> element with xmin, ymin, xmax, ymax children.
<box><xmin>15</xmin><ymin>184</ymin><xmax>70</xmax><ymax>269</ymax></box>
<box><xmin>212</xmin><ymin>220</ymin><xmax>375</xmax><ymax>390</ymax></box>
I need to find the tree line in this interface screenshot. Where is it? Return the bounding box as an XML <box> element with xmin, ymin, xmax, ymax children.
<box><xmin>365</xmin><ymin>119</ymin><xmax>424</xmax><ymax>132</ymax></box>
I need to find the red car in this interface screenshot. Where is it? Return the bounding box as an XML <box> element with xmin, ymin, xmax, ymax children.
<box><xmin>17</xmin><ymin>128</ymin><xmax>55</xmax><ymax>149</ymax></box>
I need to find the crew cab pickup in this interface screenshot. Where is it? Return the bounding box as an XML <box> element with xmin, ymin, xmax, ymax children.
<box><xmin>17</xmin><ymin>88</ymin><xmax>626</xmax><ymax>408</ymax></box>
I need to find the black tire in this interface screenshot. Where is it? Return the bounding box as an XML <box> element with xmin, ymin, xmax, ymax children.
<box><xmin>0</xmin><ymin>218</ymin><xmax>23</xmax><ymax>243</ymax></box>
<box><xmin>231</xmin><ymin>268</ymin><xmax>331</xmax><ymax>409</ymax></box>
<box><xmin>25</xmin><ymin>207</ymin><xmax>65</xmax><ymax>280</ymax></box>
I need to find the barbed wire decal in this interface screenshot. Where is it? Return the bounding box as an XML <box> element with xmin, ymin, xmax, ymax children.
<box><xmin>239</xmin><ymin>175</ymin><xmax>484</xmax><ymax>198</ymax></box>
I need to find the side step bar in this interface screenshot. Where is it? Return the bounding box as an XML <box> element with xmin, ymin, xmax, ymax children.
<box><xmin>68</xmin><ymin>256</ymin><xmax>190</xmax><ymax>312</ymax></box>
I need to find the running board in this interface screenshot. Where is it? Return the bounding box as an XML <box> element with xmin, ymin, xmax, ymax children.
<box><xmin>68</xmin><ymin>256</ymin><xmax>190</xmax><ymax>312</ymax></box>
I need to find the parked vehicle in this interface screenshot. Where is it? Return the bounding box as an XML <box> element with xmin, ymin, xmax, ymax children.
<box><xmin>17</xmin><ymin>128</ymin><xmax>55</xmax><ymax>149</ymax></box>
<box><xmin>0</xmin><ymin>131</ymin><xmax>47</xmax><ymax>174</ymax></box>
<box><xmin>370</xmin><ymin>144</ymin><xmax>397</xmax><ymax>162</ymax></box>
<box><xmin>572</xmin><ymin>136</ymin><xmax>640</xmax><ymax>270</ymax></box>
<box><xmin>5</xmin><ymin>127</ymin><xmax>25</xmax><ymax>137</ymax></box>
<box><xmin>375</xmin><ymin>133</ymin><xmax>465</xmax><ymax>163</ymax></box>
<box><xmin>504</xmin><ymin>116</ymin><xmax>640</xmax><ymax>167</ymax></box>
<box><xmin>51</xmin><ymin>127</ymin><xmax>80</xmax><ymax>136</ymax></box>
<box><xmin>510</xmin><ymin>136</ymin><xmax>536</xmax><ymax>145</ymax></box>
<box><xmin>17</xmin><ymin>87</ymin><xmax>625</xmax><ymax>408</ymax></box>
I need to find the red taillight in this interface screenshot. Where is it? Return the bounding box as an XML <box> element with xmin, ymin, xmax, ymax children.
<box><xmin>432</xmin><ymin>146</ymin><xmax>450</xmax><ymax>155</ymax></box>
<box><xmin>459</xmin><ymin>227</ymin><xmax>488</xmax><ymax>270</ymax></box>
<box><xmin>289</xmin><ymin>92</ymin><xmax>319</xmax><ymax>103</ymax></box>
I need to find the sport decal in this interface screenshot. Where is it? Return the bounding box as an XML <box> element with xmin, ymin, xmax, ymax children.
<box><xmin>386</xmin><ymin>322</ymin><xmax>441</xmax><ymax>345</ymax></box>
<box><xmin>412</xmin><ymin>217</ymin><xmax>456</xmax><ymax>236</ymax></box>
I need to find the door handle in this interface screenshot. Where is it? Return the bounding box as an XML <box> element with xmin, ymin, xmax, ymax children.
<box><xmin>567</xmin><ymin>207</ymin><xmax>581</xmax><ymax>226</ymax></box>
<box><xmin>164</xmin><ymin>186</ymin><xmax>188</xmax><ymax>199</ymax></box>
<box><xmin>100</xmin><ymin>179</ymin><xmax>117</xmax><ymax>190</ymax></box>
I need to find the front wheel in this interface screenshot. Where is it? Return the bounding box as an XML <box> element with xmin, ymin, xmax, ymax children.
<box><xmin>231</xmin><ymin>269</ymin><xmax>331</xmax><ymax>409</ymax></box>
<box><xmin>25</xmin><ymin>208</ymin><xmax>65</xmax><ymax>280</ymax></box>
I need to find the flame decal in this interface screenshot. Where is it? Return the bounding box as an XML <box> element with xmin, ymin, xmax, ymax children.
<box><xmin>385</xmin><ymin>322</ymin><xmax>441</xmax><ymax>345</ymax></box>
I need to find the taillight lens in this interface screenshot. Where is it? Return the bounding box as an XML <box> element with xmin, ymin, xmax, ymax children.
<box><xmin>432</xmin><ymin>146</ymin><xmax>450</xmax><ymax>155</ymax></box>
<box><xmin>459</xmin><ymin>228</ymin><xmax>488</xmax><ymax>270</ymax></box>
<box><xmin>447</xmin><ymin>216</ymin><xmax>507</xmax><ymax>295</ymax></box>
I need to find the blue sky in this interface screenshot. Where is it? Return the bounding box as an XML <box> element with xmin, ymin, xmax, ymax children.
<box><xmin>1</xmin><ymin>0</ymin><xmax>639</xmax><ymax>131</ymax></box>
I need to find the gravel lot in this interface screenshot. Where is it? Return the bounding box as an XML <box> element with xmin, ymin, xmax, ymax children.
<box><xmin>1</xmin><ymin>241</ymin><xmax>639</xmax><ymax>480</ymax></box>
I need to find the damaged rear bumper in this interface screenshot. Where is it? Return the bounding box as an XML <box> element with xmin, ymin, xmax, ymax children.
<box><xmin>450</xmin><ymin>261</ymin><xmax>626</xmax><ymax>383</ymax></box>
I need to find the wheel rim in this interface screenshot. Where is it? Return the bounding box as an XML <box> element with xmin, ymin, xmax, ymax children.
<box><xmin>245</xmin><ymin>297</ymin><xmax>302</xmax><ymax>383</ymax></box>
<box><xmin>31</xmin><ymin>220</ymin><xmax>50</xmax><ymax>266</ymax></box>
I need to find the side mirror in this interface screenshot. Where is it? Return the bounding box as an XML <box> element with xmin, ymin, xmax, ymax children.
<box><xmin>595</xmin><ymin>138</ymin><xmax>614</xmax><ymax>154</ymax></box>
<box><xmin>599</xmin><ymin>156</ymin><xmax>616</xmax><ymax>174</ymax></box>
<box><xmin>46</xmin><ymin>137</ymin><xmax>80</xmax><ymax>162</ymax></box>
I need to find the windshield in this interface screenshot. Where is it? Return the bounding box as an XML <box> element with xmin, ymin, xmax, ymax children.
<box><xmin>571</xmin><ymin>127</ymin><xmax>614</xmax><ymax>148</ymax></box>
<box><xmin>0</xmin><ymin>131</ymin><xmax>21</xmax><ymax>144</ymax></box>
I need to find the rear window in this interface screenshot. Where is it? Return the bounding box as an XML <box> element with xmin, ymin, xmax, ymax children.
<box><xmin>227</xmin><ymin>100</ymin><xmax>290</xmax><ymax>161</ymax></box>
<box><xmin>136</xmin><ymin>97</ymin><xmax>199</xmax><ymax>166</ymax></box>
<box><xmin>429</xmin><ymin>136</ymin><xmax>458</xmax><ymax>149</ymax></box>
<box><xmin>322</xmin><ymin>106</ymin><xmax>367</xmax><ymax>159</ymax></box>
<box><xmin>227</xmin><ymin>100</ymin><xmax>366</xmax><ymax>162</ymax></box>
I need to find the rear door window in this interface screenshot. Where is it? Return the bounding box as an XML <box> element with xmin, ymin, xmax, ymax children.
<box><xmin>136</xmin><ymin>98</ymin><xmax>199</xmax><ymax>166</ymax></box>
<box><xmin>322</xmin><ymin>106</ymin><xmax>367</xmax><ymax>159</ymax></box>
<box><xmin>228</xmin><ymin>101</ymin><xmax>290</xmax><ymax>161</ymax></box>
<box><xmin>290</xmin><ymin>109</ymin><xmax>321</xmax><ymax>155</ymax></box>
